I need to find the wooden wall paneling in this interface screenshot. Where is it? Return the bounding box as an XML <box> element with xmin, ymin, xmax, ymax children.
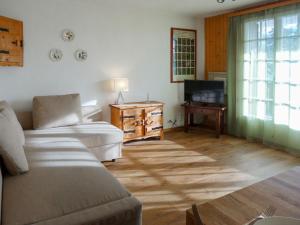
<box><xmin>205</xmin><ymin>14</ymin><xmax>229</xmax><ymax>80</ymax></box>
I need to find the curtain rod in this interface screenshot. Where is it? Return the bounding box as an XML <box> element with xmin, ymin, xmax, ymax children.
<box><xmin>228</xmin><ymin>0</ymin><xmax>300</xmax><ymax>17</ymax></box>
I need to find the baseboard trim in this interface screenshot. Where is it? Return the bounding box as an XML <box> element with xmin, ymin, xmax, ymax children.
<box><xmin>164</xmin><ymin>126</ymin><xmax>184</xmax><ymax>133</ymax></box>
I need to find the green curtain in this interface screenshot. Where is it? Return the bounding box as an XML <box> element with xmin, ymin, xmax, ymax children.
<box><xmin>227</xmin><ymin>4</ymin><xmax>300</xmax><ymax>155</ymax></box>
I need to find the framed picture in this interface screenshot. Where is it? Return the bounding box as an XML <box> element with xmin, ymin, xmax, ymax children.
<box><xmin>170</xmin><ymin>28</ymin><xmax>197</xmax><ymax>83</ymax></box>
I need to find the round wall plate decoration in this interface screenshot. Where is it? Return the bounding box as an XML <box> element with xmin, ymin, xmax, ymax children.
<box><xmin>74</xmin><ymin>49</ymin><xmax>88</xmax><ymax>61</ymax></box>
<box><xmin>49</xmin><ymin>49</ymin><xmax>63</xmax><ymax>62</ymax></box>
<box><xmin>62</xmin><ymin>29</ymin><xmax>75</xmax><ymax>41</ymax></box>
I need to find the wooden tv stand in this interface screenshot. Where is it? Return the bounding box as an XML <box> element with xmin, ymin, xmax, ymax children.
<box><xmin>182</xmin><ymin>103</ymin><xmax>226</xmax><ymax>138</ymax></box>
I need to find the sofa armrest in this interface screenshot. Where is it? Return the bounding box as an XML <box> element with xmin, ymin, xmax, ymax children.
<box><xmin>82</xmin><ymin>105</ymin><xmax>102</xmax><ymax>123</ymax></box>
<box><xmin>16</xmin><ymin>106</ymin><xmax>102</xmax><ymax>130</ymax></box>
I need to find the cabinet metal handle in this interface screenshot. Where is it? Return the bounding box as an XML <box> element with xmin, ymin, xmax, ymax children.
<box><xmin>0</xmin><ymin>27</ymin><xmax>9</xmax><ymax>32</ymax></box>
<box><xmin>152</xmin><ymin>126</ymin><xmax>163</xmax><ymax>131</ymax></box>
<box><xmin>151</xmin><ymin>112</ymin><xmax>163</xmax><ymax>116</ymax></box>
<box><xmin>124</xmin><ymin>130</ymin><xmax>135</xmax><ymax>134</ymax></box>
<box><xmin>0</xmin><ymin>50</ymin><xmax>9</xmax><ymax>54</ymax></box>
<box><xmin>122</xmin><ymin>115</ymin><xmax>136</xmax><ymax>119</ymax></box>
<box><xmin>11</xmin><ymin>40</ymin><xmax>18</xmax><ymax>46</ymax></box>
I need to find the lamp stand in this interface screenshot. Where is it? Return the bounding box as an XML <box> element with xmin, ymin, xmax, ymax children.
<box><xmin>116</xmin><ymin>91</ymin><xmax>125</xmax><ymax>105</ymax></box>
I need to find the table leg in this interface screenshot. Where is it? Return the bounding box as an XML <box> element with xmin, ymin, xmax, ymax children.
<box><xmin>215</xmin><ymin>111</ymin><xmax>221</xmax><ymax>138</ymax></box>
<box><xmin>190</xmin><ymin>113</ymin><xmax>194</xmax><ymax>126</ymax></box>
<box><xmin>221</xmin><ymin>111</ymin><xmax>225</xmax><ymax>134</ymax></box>
<box><xmin>186</xmin><ymin>210</ymin><xmax>195</xmax><ymax>225</ymax></box>
<box><xmin>184</xmin><ymin>109</ymin><xmax>189</xmax><ymax>133</ymax></box>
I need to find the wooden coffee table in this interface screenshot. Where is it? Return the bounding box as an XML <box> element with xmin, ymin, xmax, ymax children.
<box><xmin>186</xmin><ymin>167</ymin><xmax>300</xmax><ymax>225</ymax></box>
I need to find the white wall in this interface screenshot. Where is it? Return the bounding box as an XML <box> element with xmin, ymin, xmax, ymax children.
<box><xmin>0</xmin><ymin>0</ymin><xmax>196</xmax><ymax>128</ymax></box>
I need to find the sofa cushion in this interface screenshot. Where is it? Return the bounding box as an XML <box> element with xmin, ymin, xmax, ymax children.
<box><xmin>25</xmin><ymin>122</ymin><xmax>123</xmax><ymax>147</ymax></box>
<box><xmin>0</xmin><ymin>101</ymin><xmax>29</xmax><ymax>175</ymax></box>
<box><xmin>0</xmin><ymin>101</ymin><xmax>25</xmax><ymax>145</ymax></box>
<box><xmin>27</xmin><ymin>197</ymin><xmax>142</xmax><ymax>225</ymax></box>
<box><xmin>2</xmin><ymin>138</ymin><xmax>140</xmax><ymax>225</ymax></box>
<box><xmin>32</xmin><ymin>94</ymin><xmax>83</xmax><ymax>130</ymax></box>
<box><xmin>0</xmin><ymin>164</ymin><xmax>3</xmax><ymax>223</ymax></box>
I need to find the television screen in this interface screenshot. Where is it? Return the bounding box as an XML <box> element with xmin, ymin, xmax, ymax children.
<box><xmin>184</xmin><ymin>80</ymin><xmax>225</xmax><ymax>105</ymax></box>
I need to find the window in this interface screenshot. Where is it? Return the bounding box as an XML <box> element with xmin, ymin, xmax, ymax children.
<box><xmin>242</xmin><ymin>12</ymin><xmax>300</xmax><ymax>130</ymax></box>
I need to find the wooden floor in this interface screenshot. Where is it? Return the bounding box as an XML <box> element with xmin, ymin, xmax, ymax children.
<box><xmin>105</xmin><ymin>129</ymin><xmax>300</xmax><ymax>225</ymax></box>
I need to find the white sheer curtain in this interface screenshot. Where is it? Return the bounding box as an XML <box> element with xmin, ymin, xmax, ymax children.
<box><xmin>228</xmin><ymin>4</ymin><xmax>300</xmax><ymax>154</ymax></box>
<box><xmin>243</xmin><ymin>10</ymin><xmax>300</xmax><ymax>130</ymax></box>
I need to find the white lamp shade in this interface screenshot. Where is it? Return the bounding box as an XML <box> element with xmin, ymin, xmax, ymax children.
<box><xmin>112</xmin><ymin>78</ymin><xmax>129</xmax><ymax>92</ymax></box>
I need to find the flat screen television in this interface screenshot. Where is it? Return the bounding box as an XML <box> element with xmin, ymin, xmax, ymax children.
<box><xmin>184</xmin><ymin>80</ymin><xmax>225</xmax><ymax>105</ymax></box>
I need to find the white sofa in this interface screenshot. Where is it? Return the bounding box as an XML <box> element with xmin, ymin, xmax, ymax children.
<box><xmin>17</xmin><ymin>105</ymin><xmax>124</xmax><ymax>162</ymax></box>
<box><xmin>0</xmin><ymin>98</ymin><xmax>142</xmax><ymax>225</ymax></box>
<box><xmin>24</xmin><ymin>122</ymin><xmax>123</xmax><ymax>162</ymax></box>
<box><xmin>2</xmin><ymin>138</ymin><xmax>142</xmax><ymax>225</ymax></box>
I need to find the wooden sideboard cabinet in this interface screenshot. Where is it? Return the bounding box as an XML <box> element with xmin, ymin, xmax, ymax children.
<box><xmin>0</xmin><ymin>16</ymin><xmax>23</xmax><ymax>66</ymax></box>
<box><xmin>110</xmin><ymin>101</ymin><xmax>164</xmax><ymax>142</ymax></box>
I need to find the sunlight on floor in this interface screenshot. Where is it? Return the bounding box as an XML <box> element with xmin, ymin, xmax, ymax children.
<box><xmin>105</xmin><ymin>131</ymin><xmax>300</xmax><ymax>225</ymax></box>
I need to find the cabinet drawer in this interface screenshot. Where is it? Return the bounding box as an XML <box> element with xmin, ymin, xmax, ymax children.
<box><xmin>124</xmin><ymin>126</ymin><xmax>144</xmax><ymax>140</ymax></box>
<box><xmin>121</xmin><ymin>108</ymin><xmax>144</xmax><ymax>140</ymax></box>
<box><xmin>145</xmin><ymin>124</ymin><xmax>163</xmax><ymax>139</ymax></box>
<box><xmin>145</xmin><ymin>107</ymin><xmax>163</xmax><ymax>117</ymax></box>
<box><xmin>122</xmin><ymin>109</ymin><xmax>143</xmax><ymax>118</ymax></box>
<box><xmin>123</xmin><ymin>129</ymin><xmax>137</xmax><ymax>140</ymax></box>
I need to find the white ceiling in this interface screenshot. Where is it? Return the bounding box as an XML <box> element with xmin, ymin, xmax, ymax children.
<box><xmin>111</xmin><ymin>0</ymin><xmax>271</xmax><ymax>17</ymax></box>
